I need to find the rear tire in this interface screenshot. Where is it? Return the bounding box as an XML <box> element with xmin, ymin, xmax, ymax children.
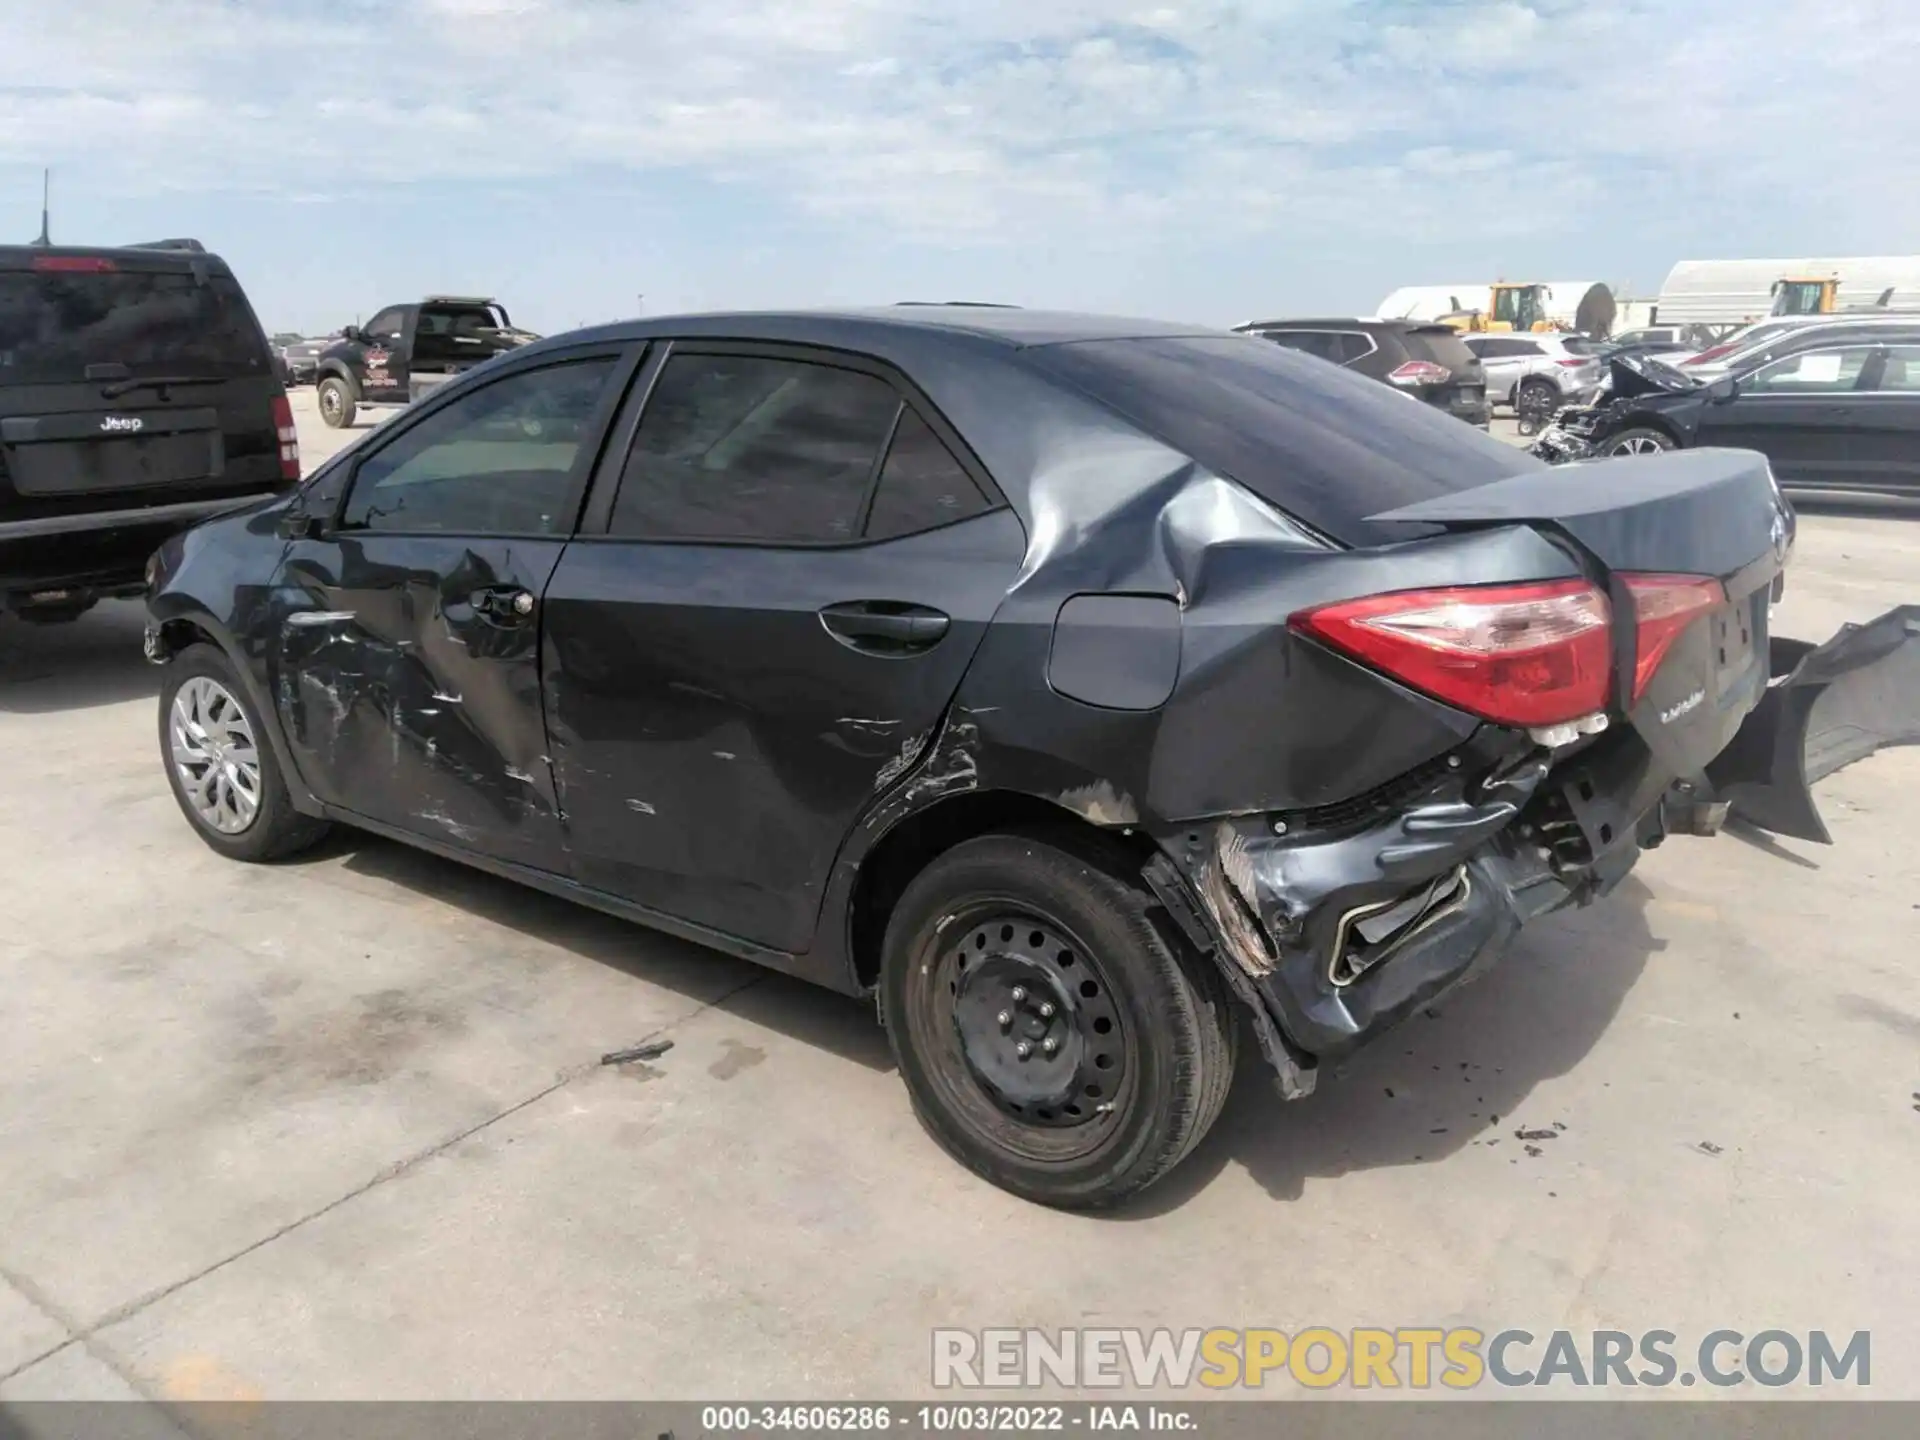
<box><xmin>158</xmin><ymin>643</ymin><xmax>331</xmax><ymax>863</ymax></box>
<box><xmin>879</xmin><ymin>834</ymin><xmax>1238</xmax><ymax>1210</ymax></box>
<box><xmin>1604</xmin><ymin>426</ymin><xmax>1677</xmax><ymax>456</ymax></box>
<box><xmin>317</xmin><ymin>375</ymin><xmax>357</xmax><ymax>429</ymax></box>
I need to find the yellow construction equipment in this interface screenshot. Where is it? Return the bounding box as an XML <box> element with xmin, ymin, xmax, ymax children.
<box><xmin>1769</xmin><ymin>277</ymin><xmax>1838</xmax><ymax>316</ymax></box>
<box><xmin>1436</xmin><ymin>282</ymin><xmax>1562</xmax><ymax>333</ymax></box>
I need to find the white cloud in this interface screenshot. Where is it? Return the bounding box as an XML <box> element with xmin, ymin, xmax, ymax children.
<box><xmin>0</xmin><ymin>0</ymin><xmax>1910</xmax><ymax>316</ymax></box>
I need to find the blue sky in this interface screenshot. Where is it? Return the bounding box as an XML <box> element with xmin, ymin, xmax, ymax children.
<box><xmin>2</xmin><ymin>0</ymin><xmax>1911</xmax><ymax>336</ymax></box>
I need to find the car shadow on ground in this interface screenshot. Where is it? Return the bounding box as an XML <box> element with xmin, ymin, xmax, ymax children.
<box><xmin>0</xmin><ymin>600</ymin><xmax>157</xmax><ymax>714</ymax></box>
<box><xmin>305</xmin><ymin>827</ymin><xmax>898</xmax><ymax>1075</ymax></box>
<box><xmin>1120</xmin><ymin>876</ymin><xmax>1663</xmax><ymax>1214</ymax></box>
<box><xmin>301</xmin><ymin>822</ymin><xmax>1659</xmax><ymax>1208</ymax></box>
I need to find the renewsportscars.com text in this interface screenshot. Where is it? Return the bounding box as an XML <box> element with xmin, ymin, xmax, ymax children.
<box><xmin>932</xmin><ymin>1327</ymin><xmax>1871</xmax><ymax>1391</ymax></box>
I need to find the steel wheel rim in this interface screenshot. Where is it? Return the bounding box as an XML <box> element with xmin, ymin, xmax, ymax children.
<box><xmin>907</xmin><ymin>900</ymin><xmax>1140</xmax><ymax>1164</ymax></box>
<box><xmin>320</xmin><ymin>385</ymin><xmax>341</xmax><ymax>420</ymax></box>
<box><xmin>169</xmin><ymin>676</ymin><xmax>262</xmax><ymax>834</ymax></box>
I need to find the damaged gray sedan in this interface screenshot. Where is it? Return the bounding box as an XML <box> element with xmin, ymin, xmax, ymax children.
<box><xmin>143</xmin><ymin>308</ymin><xmax>1920</xmax><ymax>1209</ymax></box>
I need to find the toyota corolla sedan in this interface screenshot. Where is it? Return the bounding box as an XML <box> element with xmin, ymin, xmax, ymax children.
<box><xmin>143</xmin><ymin>307</ymin><xmax>1911</xmax><ymax>1208</ymax></box>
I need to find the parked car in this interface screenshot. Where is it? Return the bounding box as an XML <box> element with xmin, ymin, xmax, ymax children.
<box><xmin>314</xmin><ymin>297</ymin><xmax>539</xmax><ymax>428</ymax></box>
<box><xmin>1232</xmin><ymin>318</ymin><xmax>1491</xmax><ymax>427</ymax></box>
<box><xmin>278</xmin><ymin>336</ymin><xmax>331</xmax><ymax>386</ymax></box>
<box><xmin>1680</xmin><ymin>311</ymin><xmax>1920</xmax><ymax>378</ymax></box>
<box><xmin>145</xmin><ymin>307</ymin><xmax>1895</xmax><ymax>1208</ymax></box>
<box><xmin>1529</xmin><ymin>339</ymin><xmax>1920</xmax><ymax>499</ymax></box>
<box><xmin>1610</xmin><ymin>324</ymin><xmax>1719</xmax><ymax>352</ymax></box>
<box><xmin>1460</xmin><ymin>332</ymin><xmax>1605</xmax><ymax>413</ymax></box>
<box><xmin>1</xmin><ymin>240</ymin><xmax>298</xmax><ymax>623</ymax></box>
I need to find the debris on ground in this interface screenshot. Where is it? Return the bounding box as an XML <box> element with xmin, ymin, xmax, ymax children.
<box><xmin>1524</xmin><ymin>1144</ymin><xmax>1543</xmax><ymax>1157</ymax></box>
<box><xmin>1697</xmin><ymin>1141</ymin><xmax>1724</xmax><ymax>1155</ymax></box>
<box><xmin>601</xmin><ymin>1039</ymin><xmax>675</xmax><ymax>1065</ymax></box>
<box><xmin>1515</xmin><ymin>1127</ymin><xmax>1559</xmax><ymax>1142</ymax></box>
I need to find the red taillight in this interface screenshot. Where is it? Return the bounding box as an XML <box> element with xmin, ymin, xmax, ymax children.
<box><xmin>270</xmin><ymin>393</ymin><xmax>301</xmax><ymax>481</ymax></box>
<box><xmin>1624</xmin><ymin>574</ymin><xmax>1724</xmax><ymax>701</ymax></box>
<box><xmin>31</xmin><ymin>255</ymin><xmax>116</xmax><ymax>273</ymax></box>
<box><xmin>1388</xmin><ymin>360</ymin><xmax>1451</xmax><ymax>387</ymax></box>
<box><xmin>1291</xmin><ymin>580</ymin><xmax>1612</xmax><ymax>728</ymax></box>
<box><xmin>1555</xmin><ymin>357</ymin><xmax>1588</xmax><ymax>367</ymax></box>
<box><xmin>1685</xmin><ymin>343</ymin><xmax>1736</xmax><ymax>365</ymax></box>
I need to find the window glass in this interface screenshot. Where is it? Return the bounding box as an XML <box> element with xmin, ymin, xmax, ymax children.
<box><xmin>364</xmin><ymin>307</ymin><xmax>407</xmax><ymax>342</ymax></box>
<box><xmin>1024</xmin><ymin>335</ymin><xmax>1541</xmax><ymax>548</ymax></box>
<box><xmin>1870</xmin><ymin>346</ymin><xmax>1920</xmax><ymax>391</ymax></box>
<box><xmin>1333</xmin><ymin>332</ymin><xmax>1376</xmax><ymax>364</ymax></box>
<box><xmin>610</xmin><ymin>353</ymin><xmax>900</xmax><ymax>543</ymax></box>
<box><xmin>1257</xmin><ymin>331</ymin><xmax>1339</xmax><ymax>361</ymax></box>
<box><xmin>864</xmin><ymin>407</ymin><xmax>990</xmax><ymax>540</ymax></box>
<box><xmin>340</xmin><ymin>358</ymin><xmax>616</xmax><ymax>535</ymax></box>
<box><xmin>0</xmin><ymin>269</ymin><xmax>269</xmax><ymax>384</ymax></box>
<box><xmin>1743</xmin><ymin>347</ymin><xmax>1873</xmax><ymax>393</ymax></box>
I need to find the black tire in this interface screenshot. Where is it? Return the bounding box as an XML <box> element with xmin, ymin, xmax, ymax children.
<box><xmin>158</xmin><ymin>643</ymin><xmax>330</xmax><ymax>863</ymax></box>
<box><xmin>879</xmin><ymin>833</ymin><xmax>1238</xmax><ymax>1210</ymax></box>
<box><xmin>316</xmin><ymin>375</ymin><xmax>357</xmax><ymax>429</ymax></box>
<box><xmin>1603</xmin><ymin>425</ymin><xmax>1677</xmax><ymax>457</ymax></box>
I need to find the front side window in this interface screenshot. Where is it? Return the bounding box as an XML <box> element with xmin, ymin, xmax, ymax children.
<box><xmin>609</xmin><ymin>353</ymin><xmax>901</xmax><ymax>543</ymax></box>
<box><xmin>1742</xmin><ymin>347</ymin><xmax>1873</xmax><ymax>394</ymax></box>
<box><xmin>339</xmin><ymin>357</ymin><xmax>617</xmax><ymax>535</ymax></box>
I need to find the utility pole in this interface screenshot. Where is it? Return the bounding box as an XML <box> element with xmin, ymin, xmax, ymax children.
<box><xmin>32</xmin><ymin>168</ymin><xmax>50</xmax><ymax>247</ymax></box>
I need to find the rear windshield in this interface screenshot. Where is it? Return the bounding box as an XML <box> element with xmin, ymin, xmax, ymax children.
<box><xmin>1025</xmin><ymin>334</ymin><xmax>1539</xmax><ymax>546</ymax></box>
<box><xmin>0</xmin><ymin>266</ymin><xmax>271</xmax><ymax>385</ymax></box>
<box><xmin>1398</xmin><ymin>326</ymin><xmax>1478</xmax><ymax>367</ymax></box>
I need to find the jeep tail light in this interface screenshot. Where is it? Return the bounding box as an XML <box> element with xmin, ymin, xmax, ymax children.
<box><xmin>1624</xmin><ymin>574</ymin><xmax>1724</xmax><ymax>701</ymax></box>
<box><xmin>1291</xmin><ymin>580</ymin><xmax>1612</xmax><ymax>728</ymax></box>
<box><xmin>1387</xmin><ymin>360</ymin><xmax>1450</xmax><ymax>387</ymax></box>
<box><xmin>271</xmin><ymin>393</ymin><xmax>300</xmax><ymax>481</ymax></box>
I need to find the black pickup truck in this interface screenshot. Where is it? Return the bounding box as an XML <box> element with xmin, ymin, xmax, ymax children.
<box><xmin>311</xmin><ymin>296</ymin><xmax>537</xmax><ymax>428</ymax></box>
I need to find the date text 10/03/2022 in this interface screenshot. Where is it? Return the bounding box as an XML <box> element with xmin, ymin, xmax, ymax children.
<box><xmin>701</xmin><ymin>1405</ymin><xmax>1197</xmax><ymax>1431</ymax></box>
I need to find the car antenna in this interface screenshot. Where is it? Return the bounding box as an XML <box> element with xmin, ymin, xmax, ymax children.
<box><xmin>31</xmin><ymin>167</ymin><xmax>50</xmax><ymax>247</ymax></box>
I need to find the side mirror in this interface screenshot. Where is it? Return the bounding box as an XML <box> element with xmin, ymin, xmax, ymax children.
<box><xmin>1708</xmin><ymin>376</ymin><xmax>1738</xmax><ymax>404</ymax></box>
<box><xmin>341</xmin><ymin>325</ymin><xmax>364</xmax><ymax>343</ymax></box>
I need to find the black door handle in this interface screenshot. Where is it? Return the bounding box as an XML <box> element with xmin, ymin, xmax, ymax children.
<box><xmin>819</xmin><ymin>601</ymin><xmax>950</xmax><ymax>654</ymax></box>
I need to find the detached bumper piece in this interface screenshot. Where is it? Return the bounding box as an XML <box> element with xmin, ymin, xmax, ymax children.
<box><xmin>1704</xmin><ymin>607</ymin><xmax>1920</xmax><ymax>843</ymax></box>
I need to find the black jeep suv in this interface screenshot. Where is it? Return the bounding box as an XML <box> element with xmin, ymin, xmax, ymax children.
<box><xmin>1</xmin><ymin>240</ymin><xmax>297</xmax><ymax>623</ymax></box>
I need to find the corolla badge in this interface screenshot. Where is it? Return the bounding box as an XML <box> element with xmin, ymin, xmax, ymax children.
<box><xmin>99</xmin><ymin>414</ymin><xmax>144</xmax><ymax>433</ymax></box>
<box><xmin>1660</xmin><ymin>689</ymin><xmax>1706</xmax><ymax>725</ymax></box>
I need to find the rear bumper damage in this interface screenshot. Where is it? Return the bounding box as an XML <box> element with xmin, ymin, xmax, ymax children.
<box><xmin>1147</xmin><ymin>609</ymin><xmax>1920</xmax><ymax>1099</ymax></box>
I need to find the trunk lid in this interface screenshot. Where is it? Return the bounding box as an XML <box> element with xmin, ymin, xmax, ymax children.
<box><xmin>1369</xmin><ymin>448</ymin><xmax>1793</xmax><ymax>775</ymax></box>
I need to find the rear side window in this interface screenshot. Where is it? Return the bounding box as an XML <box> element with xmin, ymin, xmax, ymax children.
<box><xmin>0</xmin><ymin>267</ymin><xmax>270</xmax><ymax>385</ymax></box>
<box><xmin>1026</xmin><ymin>334</ymin><xmax>1539</xmax><ymax>547</ymax></box>
<box><xmin>1332</xmin><ymin>332</ymin><xmax>1377</xmax><ymax>364</ymax></box>
<box><xmin>610</xmin><ymin>353</ymin><xmax>900</xmax><ymax>543</ymax></box>
<box><xmin>1258</xmin><ymin>331</ymin><xmax>1339</xmax><ymax>362</ymax></box>
<box><xmin>864</xmin><ymin>407</ymin><xmax>990</xmax><ymax>540</ymax></box>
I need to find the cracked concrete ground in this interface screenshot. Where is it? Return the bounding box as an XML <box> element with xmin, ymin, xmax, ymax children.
<box><xmin>1</xmin><ymin>395</ymin><xmax>1916</xmax><ymax>1399</ymax></box>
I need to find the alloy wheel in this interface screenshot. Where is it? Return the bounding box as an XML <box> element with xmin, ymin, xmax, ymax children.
<box><xmin>1611</xmin><ymin>435</ymin><xmax>1670</xmax><ymax>455</ymax></box>
<box><xmin>169</xmin><ymin>676</ymin><xmax>263</xmax><ymax>834</ymax></box>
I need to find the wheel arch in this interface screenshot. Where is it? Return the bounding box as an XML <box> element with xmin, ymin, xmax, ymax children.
<box><xmin>148</xmin><ymin>597</ymin><xmax>322</xmax><ymax>817</ymax></box>
<box><xmin>844</xmin><ymin>788</ymin><xmax>1161</xmax><ymax>995</ymax></box>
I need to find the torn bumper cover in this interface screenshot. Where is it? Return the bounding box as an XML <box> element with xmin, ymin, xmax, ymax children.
<box><xmin>1145</xmin><ymin>607</ymin><xmax>1920</xmax><ymax>1097</ymax></box>
<box><xmin>1706</xmin><ymin>606</ymin><xmax>1920</xmax><ymax>843</ymax></box>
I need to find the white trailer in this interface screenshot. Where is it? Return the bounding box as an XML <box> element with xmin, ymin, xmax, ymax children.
<box><xmin>1653</xmin><ymin>257</ymin><xmax>1920</xmax><ymax>327</ymax></box>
